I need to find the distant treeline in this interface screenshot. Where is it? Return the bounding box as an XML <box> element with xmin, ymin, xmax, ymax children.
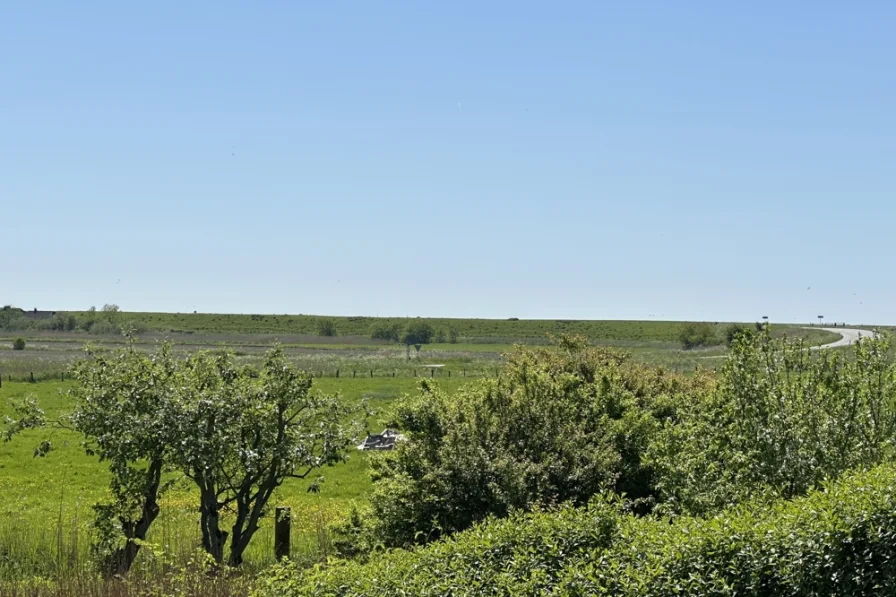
<box><xmin>0</xmin><ymin>304</ymin><xmax>146</xmax><ymax>335</ymax></box>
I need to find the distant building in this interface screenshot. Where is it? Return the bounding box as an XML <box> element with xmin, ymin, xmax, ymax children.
<box><xmin>22</xmin><ymin>308</ymin><xmax>56</xmax><ymax>320</ymax></box>
<box><xmin>357</xmin><ymin>429</ymin><xmax>404</xmax><ymax>451</ymax></box>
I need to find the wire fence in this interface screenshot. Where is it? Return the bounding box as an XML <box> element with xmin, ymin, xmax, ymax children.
<box><xmin>0</xmin><ymin>366</ymin><xmax>501</xmax><ymax>386</ymax></box>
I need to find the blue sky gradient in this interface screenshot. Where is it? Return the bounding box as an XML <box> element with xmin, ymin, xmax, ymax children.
<box><xmin>3</xmin><ymin>2</ymin><xmax>894</xmax><ymax>323</ymax></box>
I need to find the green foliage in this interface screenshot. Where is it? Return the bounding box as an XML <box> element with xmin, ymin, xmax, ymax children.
<box><xmin>66</xmin><ymin>342</ymin><xmax>180</xmax><ymax>574</ymax></box>
<box><xmin>724</xmin><ymin>322</ymin><xmax>754</xmax><ymax>346</ymax></box>
<box><xmin>168</xmin><ymin>347</ymin><xmax>361</xmax><ymax>566</ymax></box>
<box><xmin>678</xmin><ymin>321</ymin><xmax>719</xmax><ymax>349</ymax></box>
<box><xmin>362</xmin><ymin>336</ymin><xmax>707</xmax><ymax>547</ymax></box>
<box><xmin>649</xmin><ymin>330</ymin><xmax>896</xmax><ymax>515</ymax></box>
<box><xmin>257</xmin><ymin>497</ymin><xmax>622</xmax><ymax>597</ymax></box>
<box><xmin>401</xmin><ymin>320</ymin><xmax>435</xmax><ymax>345</ymax></box>
<box><xmin>433</xmin><ymin>328</ymin><xmax>446</xmax><ymax>343</ymax></box>
<box><xmin>448</xmin><ymin>327</ymin><xmax>459</xmax><ymax>343</ymax></box>
<box><xmin>5</xmin><ymin>343</ymin><xmax>361</xmax><ymax>571</ymax></box>
<box><xmin>316</xmin><ymin>318</ymin><xmax>338</xmax><ymax>337</ymax></box>
<box><xmin>369</xmin><ymin>322</ymin><xmax>401</xmax><ymax>342</ymax></box>
<box><xmin>12</xmin><ymin>337</ymin><xmax>25</xmax><ymax>350</ymax></box>
<box><xmin>256</xmin><ymin>464</ymin><xmax>896</xmax><ymax>597</ymax></box>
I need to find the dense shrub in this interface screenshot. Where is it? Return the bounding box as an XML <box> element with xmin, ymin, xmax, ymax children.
<box><xmin>361</xmin><ymin>337</ymin><xmax>710</xmax><ymax>547</ymax></box>
<box><xmin>256</xmin><ymin>465</ymin><xmax>896</xmax><ymax>597</ymax></box>
<box><xmin>649</xmin><ymin>330</ymin><xmax>896</xmax><ymax>515</ymax></box>
<box><xmin>678</xmin><ymin>322</ymin><xmax>719</xmax><ymax>349</ymax></box>
<box><xmin>369</xmin><ymin>322</ymin><xmax>401</xmax><ymax>342</ymax></box>
<box><xmin>401</xmin><ymin>320</ymin><xmax>434</xmax><ymax>345</ymax></box>
<box><xmin>316</xmin><ymin>318</ymin><xmax>338</xmax><ymax>337</ymax></box>
<box><xmin>723</xmin><ymin>322</ymin><xmax>753</xmax><ymax>346</ymax></box>
<box><xmin>12</xmin><ymin>337</ymin><xmax>25</xmax><ymax>350</ymax></box>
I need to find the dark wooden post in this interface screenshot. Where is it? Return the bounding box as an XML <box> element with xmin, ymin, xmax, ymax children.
<box><xmin>336</xmin><ymin>369</ymin><xmax>339</xmax><ymax>378</ymax></box>
<box><xmin>430</xmin><ymin>368</ymin><xmax>434</xmax><ymax>378</ymax></box>
<box><xmin>370</xmin><ymin>370</ymin><xmax>373</xmax><ymax>377</ymax></box>
<box><xmin>275</xmin><ymin>507</ymin><xmax>291</xmax><ymax>560</ymax></box>
<box><xmin>352</xmin><ymin>370</ymin><xmax>356</xmax><ymax>378</ymax></box>
<box><xmin>30</xmin><ymin>372</ymin><xmax>35</xmax><ymax>383</ymax></box>
<box><xmin>448</xmin><ymin>370</ymin><xmax>450</xmax><ymax>378</ymax></box>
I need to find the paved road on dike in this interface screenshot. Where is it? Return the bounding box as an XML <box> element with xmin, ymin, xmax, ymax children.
<box><xmin>807</xmin><ymin>327</ymin><xmax>876</xmax><ymax>350</ymax></box>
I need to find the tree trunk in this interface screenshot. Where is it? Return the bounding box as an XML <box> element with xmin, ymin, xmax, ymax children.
<box><xmin>199</xmin><ymin>486</ymin><xmax>228</xmax><ymax>564</ymax></box>
<box><xmin>102</xmin><ymin>458</ymin><xmax>163</xmax><ymax>577</ymax></box>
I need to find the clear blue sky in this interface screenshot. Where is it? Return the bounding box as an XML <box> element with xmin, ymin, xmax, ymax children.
<box><xmin>3</xmin><ymin>2</ymin><xmax>894</xmax><ymax>323</ymax></box>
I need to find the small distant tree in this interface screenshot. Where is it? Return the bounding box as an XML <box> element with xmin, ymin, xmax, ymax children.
<box><xmin>12</xmin><ymin>337</ymin><xmax>25</xmax><ymax>350</ymax></box>
<box><xmin>448</xmin><ymin>327</ymin><xmax>459</xmax><ymax>344</ymax></box>
<box><xmin>102</xmin><ymin>304</ymin><xmax>121</xmax><ymax>324</ymax></box>
<box><xmin>316</xmin><ymin>318</ymin><xmax>337</xmax><ymax>337</ymax></box>
<box><xmin>402</xmin><ymin>320</ymin><xmax>434</xmax><ymax>345</ymax></box>
<box><xmin>679</xmin><ymin>322</ymin><xmax>719</xmax><ymax>349</ymax></box>
<box><xmin>434</xmin><ymin>329</ymin><xmax>446</xmax><ymax>343</ymax></box>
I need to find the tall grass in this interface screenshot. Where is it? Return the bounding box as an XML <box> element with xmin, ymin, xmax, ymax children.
<box><xmin>0</xmin><ymin>493</ymin><xmax>344</xmax><ymax>596</ymax></box>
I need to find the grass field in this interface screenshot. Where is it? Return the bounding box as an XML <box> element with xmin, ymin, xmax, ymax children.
<box><xmin>0</xmin><ymin>313</ymin><xmax>842</xmax><ymax>382</ymax></box>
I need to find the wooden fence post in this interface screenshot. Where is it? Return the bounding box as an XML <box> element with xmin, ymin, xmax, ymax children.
<box><xmin>275</xmin><ymin>507</ymin><xmax>291</xmax><ymax>560</ymax></box>
<box><xmin>30</xmin><ymin>372</ymin><xmax>35</xmax><ymax>383</ymax></box>
<box><xmin>336</xmin><ymin>369</ymin><xmax>339</xmax><ymax>378</ymax></box>
<box><xmin>352</xmin><ymin>370</ymin><xmax>356</xmax><ymax>378</ymax></box>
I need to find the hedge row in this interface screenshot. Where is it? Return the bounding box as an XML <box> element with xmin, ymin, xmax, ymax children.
<box><xmin>254</xmin><ymin>498</ymin><xmax>620</xmax><ymax>596</ymax></box>
<box><xmin>255</xmin><ymin>464</ymin><xmax>896</xmax><ymax>596</ymax></box>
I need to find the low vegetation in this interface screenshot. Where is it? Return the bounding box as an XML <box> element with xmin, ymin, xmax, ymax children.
<box><xmin>262</xmin><ymin>464</ymin><xmax>896</xmax><ymax>596</ymax></box>
<box><xmin>2</xmin><ymin>320</ymin><xmax>893</xmax><ymax>595</ymax></box>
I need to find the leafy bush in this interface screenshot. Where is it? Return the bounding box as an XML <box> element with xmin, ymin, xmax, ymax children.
<box><xmin>316</xmin><ymin>318</ymin><xmax>337</xmax><ymax>337</ymax></box>
<box><xmin>258</xmin><ymin>497</ymin><xmax>622</xmax><ymax>597</ymax></box>
<box><xmin>256</xmin><ymin>464</ymin><xmax>896</xmax><ymax>597</ymax></box>
<box><xmin>12</xmin><ymin>337</ymin><xmax>25</xmax><ymax>350</ymax></box>
<box><xmin>369</xmin><ymin>322</ymin><xmax>401</xmax><ymax>342</ymax></box>
<box><xmin>448</xmin><ymin>327</ymin><xmax>459</xmax><ymax>343</ymax></box>
<box><xmin>649</xmin><ymin>330</ymin><xmax>896</xmax><ymax>515</ymax></box>
<box><xmin>678</xmin><ymin>322</ymin><xmax>719</xmax><ymax>349</ymax></box>
<box><xmin>361</xmin><ymin>337</ymin><xmax>708</xmax><ymax>547</ymax></box>
<box><xmin>401</xmin><ymin>320</ymin><xmax>434</xmax><ymax>345</ymax></box>
<box><xmin>724</xmin><ymin>322</ymin><xmax>753</xmax><ymax>346</ymax></box>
